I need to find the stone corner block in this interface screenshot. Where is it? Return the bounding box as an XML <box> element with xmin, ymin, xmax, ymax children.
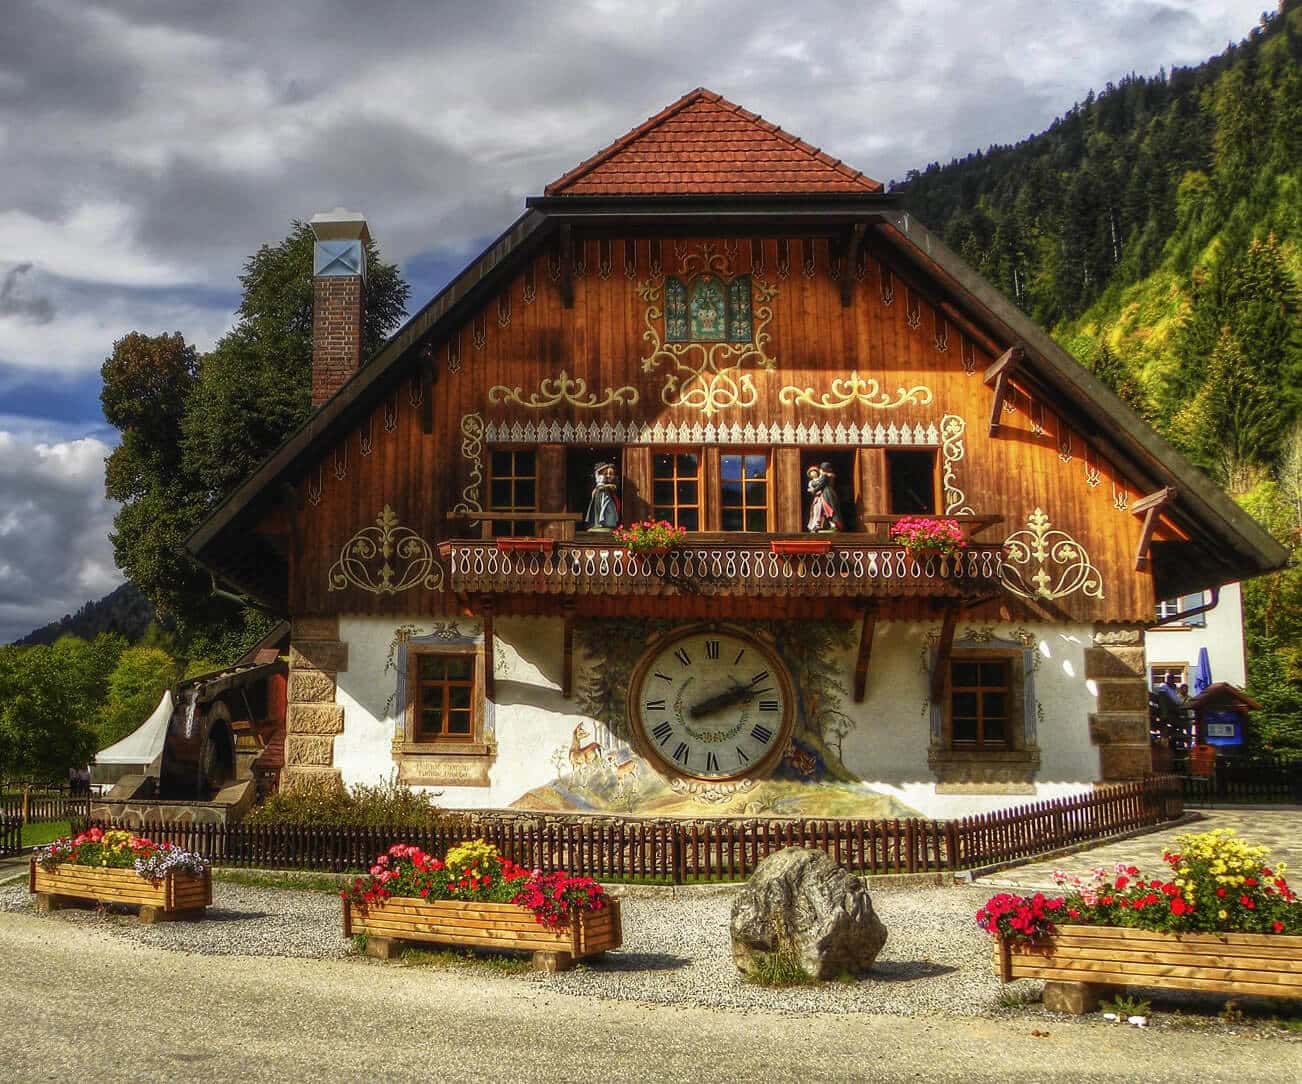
<box><xmin>289</xmin><ymin>640</ymin><xmax>349</xmax><ymax>673</ymax></box>
<box><xmin>288</xmin><ymin>669</ymin><xmax>337</xmax><ymax>705</ymax></box>
<box><xmin>1084</xmin><ymin>645</ymin><xmax>1146</xmax><ymax>680</ymax></box>
<box><xmin>284</xmin><ymin>734</ymin><xmax>336</xmax><ymax>768</ymax></box>
<box><xmin>1088</xmin><ymin>712</ymin><xmax>1150</xmax><ymax>746</ymax></box>
<box><xmin>1094</xmin><ymin>680</ymin><xmax>1150</xmax><ymax>714</ymax></box>
<box><xmin>287</xmin><ymin>702</ymin><xmax>345</xmax><ymax>735</ymax></box>
<box><xmin>292</xmin><ymin>616</ymin><xmax>340</xmax><ymax>641</ymax></box>
<box><xmin>1098</xmin><ymin>743</ymin><xmax>1153</xmax><ymax>782</ymax></box>
<box><xmin>280</xmin><ymin>766</ymin><xmax>343</xmax><ymax>794</ymax></box>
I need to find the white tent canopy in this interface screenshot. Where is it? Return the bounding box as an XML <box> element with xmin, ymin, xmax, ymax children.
<box><xmin>94</xmin><ymin>690</ymin><xmax>173</xmax><ymax>766</ymax></box>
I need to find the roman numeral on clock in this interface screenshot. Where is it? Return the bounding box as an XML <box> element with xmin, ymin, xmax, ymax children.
<box><xmin>751</xmin><ymin>724</ymin><xmax>774</xmax><ymax>745</ymax></box>
<box><xmin>705</xmin><ymin>639</ymin><xmax>720</xmax><ymax>660</ymax></box>
<box><xmin>674</xmin><ymin>648</ymin><xmax>691</xmax><ymax>667</ymax></box>
<box><xmin>705</xmin><ymin>751</ymin><xmax>720</xmax><ymax>773</ymax></box>
<box><xmin>749</xmin><ymin>670</ymin><xmax>770</xmax><ymax>687</ymax></box>
<box><xmin>759</xmin><ymin>699</ymin><xmax>779</xmax><ymax>712</ymax></box>
<box><xmin>735</xmin><ymin>746</ymin><xmax>750</xmax><ymax>765</ymax></box>
<box><xmin>672</xmin><ymin>741</ymin><xmax>690</xmax><ymax>764</ymax></box>
<box><xmin>644</xmin><ymin>699</ymin><xmax>666</xmax><ymax>712</ymax></box>
<box><xmin>653</xmin><ymin>671</ymin><xmax>672</xmax><ymax>683</ymax></box>
<box><xmin>651</xmin><ymin>721</ymin><xmax>672</xmax><ymax>745</ymax></box>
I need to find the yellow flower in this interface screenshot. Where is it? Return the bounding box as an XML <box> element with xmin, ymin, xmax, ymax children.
<box><xmin>1218</xmin><ymin>909</ymin><xmax>1228</xmax><ymax>919</ymax></box>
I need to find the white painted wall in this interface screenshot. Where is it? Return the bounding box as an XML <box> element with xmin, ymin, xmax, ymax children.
<box><xmin>1146</xmin><ymin>582</ymin><xmax>1247</xmax><ymax>688</ymax></box>
<box><xmin>333</xmin><ymin>615</ymin><xmax>1102</xmax><ymax>818</ymax></box>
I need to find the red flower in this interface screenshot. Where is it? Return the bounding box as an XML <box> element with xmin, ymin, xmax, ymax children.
<box><xmin>1216</xmin><ymin>887</ymin><xmax>1227</xmax><ymax>898</ymax></box>
<box><xmin>1274</xmin><ymin>921</ymin><xmax>1285</xmax><ymax>933</ymax></box>
<box><xmin>1240</xmin><ymin>895</ymin><xmax>1255</xmax><ymax>909</ymax></box>
<box><xmin>1114</xmin><ymin>875</ymin><xmax>1129</xmax><ymax>890</ymax></box>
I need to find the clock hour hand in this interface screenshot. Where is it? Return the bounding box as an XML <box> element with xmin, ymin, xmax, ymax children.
<box><xmin>688</xmin><ymin>680</ymin><xmax>754</xmax><ymax>719</ymax></box>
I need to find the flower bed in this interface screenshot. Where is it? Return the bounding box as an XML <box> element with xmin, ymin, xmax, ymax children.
<box><xmin>30</xmin><ymin>827</ymin><xmax>211</xmax><ymax>923</ymax></box>
<box><xmin>980</xmin><ymin>829</ymin><xmax>1302</xmax><ymax>1011</ymax></box>
<box><xmin>341</xmin><ymin>839</ymin><xmax>621</xmax><ymax>970</ymax></box>
<box><xmin>613</xmin><ymin>519</ymin><xmax>687</xmax><ymax>553</ymax></box>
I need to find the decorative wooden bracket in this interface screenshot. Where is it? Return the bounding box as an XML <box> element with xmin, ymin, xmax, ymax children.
<box><xmin>983</xmin><ymin>346</ymin><xmax>1024</xmax><ymax>437</ymax></box>
<box><xmin>840</xmin><ymin>222</ymin><xmax>868</xmax><ymax>308</ymax></box>
<box><xmin>558</xmin><ymin>225</ymin><xmax>574</xmax><ymax>309</ymax></box>
<box><xmin>1131</xmin><ymin>486</ymin><xmax>1177</xmax><ymax>571</ymax></box>
<box><xmin>929</xmin><ymin>603</ymin><xmax>960</xmax><ymax>705</ymax></box>
<box><xmin>561</xmin><ymin>599</ymin><xmax>576</xmax><ymax>700</ymax></box>
<box><xmin>853</xmin><ymin>605</ymin><xmax>877</xmax><ymax>703</ymax></box>
<box><xmin>479</xmin><ymin>596</ymin><xmax>496</xmax><ymax>702</ymax></box>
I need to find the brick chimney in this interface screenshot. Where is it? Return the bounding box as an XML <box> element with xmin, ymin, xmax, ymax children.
<box><xmin>309</xmin><ymin>209</ymin><xmax>369</xmax><ymax>407</ymax></box>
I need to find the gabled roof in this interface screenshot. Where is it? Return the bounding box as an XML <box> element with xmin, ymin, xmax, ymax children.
<box><xmin>545</xmin><ymin>88</ymin><xmax>882</xmax><ymax>196</ymax></box>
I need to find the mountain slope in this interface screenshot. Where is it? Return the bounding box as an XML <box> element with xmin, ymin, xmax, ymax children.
<box><xmin>13</xmin><ymin>582</ymin><xmax>157</xmax><ymax>646</ymax></box>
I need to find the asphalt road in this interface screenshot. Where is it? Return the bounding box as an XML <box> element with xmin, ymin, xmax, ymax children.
<box><xmin>2</xmin><ymin>913</ymin><xmax>1298</xmax><ymax>1083</ymax></box>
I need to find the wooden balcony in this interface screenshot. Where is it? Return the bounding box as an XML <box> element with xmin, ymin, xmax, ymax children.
<box><xmin>439</xmin><ymin>535</ymin><xmax>1004</xmax><ymax>599</ymax></box>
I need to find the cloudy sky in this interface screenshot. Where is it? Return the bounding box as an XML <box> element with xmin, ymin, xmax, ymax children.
<box><xmin>0</xmin><ymin>0</ymin><xmax>1261</xmax><ymax>641</ymax></box>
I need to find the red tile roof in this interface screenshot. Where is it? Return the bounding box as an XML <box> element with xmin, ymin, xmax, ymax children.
<box><xmin>545</xmin><ymin>88</ymin><xmax>881</xmax><ymax>196</ymax></box>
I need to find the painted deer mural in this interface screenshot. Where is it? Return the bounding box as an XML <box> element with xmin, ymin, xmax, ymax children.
<box><xmin>568</xmin><ymin>723</ymin><xmax>603</xmax><ymax>779</ymax></box>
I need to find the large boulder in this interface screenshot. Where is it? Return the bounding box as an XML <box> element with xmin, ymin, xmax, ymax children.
<box><xmin>730</xmin><ymin>847</ymin><xmax>888</xmax><ymax>980</ymax></box>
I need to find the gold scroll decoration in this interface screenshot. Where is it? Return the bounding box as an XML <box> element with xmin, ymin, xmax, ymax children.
<box><xmin>778</xmin><ymin>372</ymin><xmax>932</xmax><ymax>411</ymax></box>
<box><xmin>451</xmin><ymin>413</ymin><xmax>484</xmax><ymax>515</ymax></box>
<box><xmin>940</xmin><ymin>414</ymin><xmax>974</xmax><ymax>516</ymax></box>
<box><xmin>488</xmin><ymin>370</ymin><xmax>639</xmax><ymax>409</ymax></box>
<box><xmin>329</xmin><ymin>505</ymin><xmax>444</xmax><ymax>595</ymax></box>
<box><xmin>638</xmin><ymin>240</ymin><xmax>779</xmax><ymax>417</ymax></box>
<box><xmin>1000</xmin><ymin>508</ymin><xmax>1104</xmax><ymax>601</ymax></box>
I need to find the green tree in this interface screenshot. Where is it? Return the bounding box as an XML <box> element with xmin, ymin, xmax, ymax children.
<box><xmin>0</xmin><ymin>645</ymin><xmax>101</xmax><ymax>782</ymax></box>
<box><xmin>97</xmin><ymin>646</ymin><xmax>180</xmax><ymax>749</ymax></box>
<box><xmin>102</xmin><ymin>222</ymin><xmax>409</xmax><ymax>660</ymax></box>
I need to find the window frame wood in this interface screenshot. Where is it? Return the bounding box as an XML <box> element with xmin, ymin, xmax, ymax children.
<box><xmin>651</xmin><ymin>447</ymin><xmax>704</xmax><ymax>531</ymax></box>
<box><xmin>718</xmin><ymin>449</ymin><xmax>773</xmax><ymax>533</ymax></box>
<box><xmin>398</xmin><ymin>643</ymin><xmax>490</xmax><ymax>756</ymax></box>
<box><xmin>487</xmin><ymin>446</ymin><xmax>538</xmax><ymax>537</ymax></box>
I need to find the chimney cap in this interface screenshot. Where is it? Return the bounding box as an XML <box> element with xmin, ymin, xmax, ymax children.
<box><xmin>310</xmin><ymin>208</ymin><xmax>370</xmax><ymax>244</ymax></box>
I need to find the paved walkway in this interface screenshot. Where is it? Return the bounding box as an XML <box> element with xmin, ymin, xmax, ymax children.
<box><xmin>1</xmin><ymin>914</ymin><xmax>1297</xmax><ymax>1083</ymax></box>
<box><xmin>975</xmin><ymin>809</ymin><xmax>1302</xmax><ymax>893</ymax></box>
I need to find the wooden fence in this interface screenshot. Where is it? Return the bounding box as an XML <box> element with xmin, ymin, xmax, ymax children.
<box><xmin>1179</xmin><ymin>754</ymin><xmax>1302</xmax><ymax>806</ymax></box>
<box><xmin>0</xmin><ymin>793</ymin><xmax>90</xmax><ymax>825</ymax></box>
<box><xmin>97</xmin><ymin>776</ymin><xmax>1183</xmax><ymax>882</ymax></box>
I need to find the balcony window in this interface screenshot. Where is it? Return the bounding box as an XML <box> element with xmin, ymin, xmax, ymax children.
<box><xmin>886</xmin><ymin>450</ymin><xmax>937</xmax><ymax>514</ymax></box>
<box><xmin>720</xmin><ymin>452</ymin><xmax>770</xmax><ymax>532</ymax></box>
<box><xmin>489</xmin><ymin>449</ymin><xmax>536</xmax><ymax>536</ymax></box>
<box><xmin>652</xmin><ymin>452</ymin><xmax>701</xmax><ymax>531</ymax></box>
<box><xmin>949</xmin><ymin>658</ymin><xmax>1011</xmax><ymax>749</ymax></box>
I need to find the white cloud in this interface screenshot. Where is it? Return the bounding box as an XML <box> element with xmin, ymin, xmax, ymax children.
<box><xmin>0</xmin><ymin>432</ymin><xmax>122</xmax><ymax>642</ymax></box>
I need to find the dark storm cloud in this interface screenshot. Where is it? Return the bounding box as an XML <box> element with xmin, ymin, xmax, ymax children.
<box><xmin>0</xmin><ymin>265</ymin><xmax>54</xmax><ymax>324</ymax></box>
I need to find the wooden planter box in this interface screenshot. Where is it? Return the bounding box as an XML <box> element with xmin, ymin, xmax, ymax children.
<box><xmin>344</xmin><ymin>895</ymin><xmax>622</xmax><ymax>971</ymax></box>
<box><xmin>29</xmin><ymin>859</ymin><xmax>211</xmax><ymax>924</ymax></box>
<box><xmin>495</xmin><ymin>537</ymin><xmax>555</xmax><ymax>555</ymax></box>
<box><xmin>770</xmin><ymin>539</ymin><xmax>832</xmax><ymax>556</ymax></box>
<box><xmin>997</xmin><ymin>925</ymin><xmax>1302</xmax><ymax>1012</ymax></box>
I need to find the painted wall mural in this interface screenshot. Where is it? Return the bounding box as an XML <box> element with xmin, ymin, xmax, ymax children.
<box><xmin>488</xmin><ymin>371</ymin><xmax>639</xmax><ymax>410</ymax></box>
<box><xmin>777</xmin><ymin>373</ymin><xmax>933</xmax><ymax>411</ymax></box>
<box><xmin>509</xmin><ymin>619</ymin><xmax>921</xmax><ymax>818</ymax></box>
<box><xmin>452</xmin><ymin>412</ymin><xmax>484</xmax><ymax>516</ymax></box>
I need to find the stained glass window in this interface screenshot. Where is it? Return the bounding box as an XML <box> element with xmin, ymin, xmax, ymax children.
<box><xmin>727</xmin><ymin>275</ymin><xmax>753</xmax><ymax>341</ymax></box>
<box><xmin>688</xmin><ymin>275</ymin><xmax>727</xmax><ymax>340</ymax></box>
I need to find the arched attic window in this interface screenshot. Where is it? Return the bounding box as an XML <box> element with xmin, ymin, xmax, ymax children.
<box><xmin>665</xmin><ymin>273</ymin><xmax>753</xmax><ymax>343</ymax></box>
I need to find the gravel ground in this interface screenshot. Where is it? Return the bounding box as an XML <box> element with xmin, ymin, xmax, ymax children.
<box><xmin>1</xmin><ymin>877</ymin><xmax>1013</xmax><ymax>1015</ymax></box>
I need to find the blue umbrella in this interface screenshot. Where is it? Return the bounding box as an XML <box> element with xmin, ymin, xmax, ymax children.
<box><xmin>1193</xmin><ymin>647</ymin><xmax>1212</xmax><ymax>694</ymax></box>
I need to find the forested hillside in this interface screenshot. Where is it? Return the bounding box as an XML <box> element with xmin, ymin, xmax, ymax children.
<box><xmin>897</xmin><ymin>0</ymin><xmax>1302</xmax><ymax>747</ymax></box>
<box><xmin>14</xmin><ymin>582</ymin><xmax>156</xmax><ymax>647</ymax></box>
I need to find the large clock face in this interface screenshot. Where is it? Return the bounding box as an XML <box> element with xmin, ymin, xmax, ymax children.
<box><xmin>627</xmin><ymin>627</ymin><xmax>795</xmax><ymax>782</ymax></box>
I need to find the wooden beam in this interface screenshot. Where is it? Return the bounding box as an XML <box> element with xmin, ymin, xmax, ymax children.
<box><xmin>929</xmin><ymin>603</ymin><xmax>960</xmax><ymax>705</ymax></box>
<box><xmin>1132</xmin><ymin>486</ymin><xmax>1177</xmax><ymax>571</ymax></box>
<box><xmin>984</xmin><ymin>346</ymin><xmax>1024</xmax><ymax>437</ymax></box>
<box><xmin>480</xmin><ymin>596</ymin><xmax>496</xmax><ymax>702</ymax></box>
<box><xmin>419</xmin><ymin>361</ymin><xmax>434</xmax><ymax>435</ymax></box>
<box><xmin>853</xmin><ymin>606</ymin><xmax>877</xmax><ymax>703</ymax></box>
<box><xmin>840</xmin><ymin>222</ymin><xmax>867</xmax><ymax>308</ymax></box>
<box><xmin>558</xmin><ymin>225</ymin><xmax>574</xmax><ymax>309</ymax></box>
<box><xmin>561</xmin><ymin>599</ymin><xmax>576</xmax><ymax>699</ymax></box>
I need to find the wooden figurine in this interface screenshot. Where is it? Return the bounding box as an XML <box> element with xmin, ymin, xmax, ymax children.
<box><xmin>585</xmin><ymin>462</ymin><xmax>622</xmax><ymax>531</ymax></box>
<box><xmin>806</xmin><ymin>462</ymin><xmax>842</xmax><ymax>532</ymax></box>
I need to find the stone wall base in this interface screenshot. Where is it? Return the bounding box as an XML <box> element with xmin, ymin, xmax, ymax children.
<box><xmin>1088</xmin><ymin>624</ymin><xmax>1152</xmax><ymax>781</ymax></box>
<box><xmin>283</xmin><ymin>616</ymin><xmax>347</xmax><ymax>792</ymax></box>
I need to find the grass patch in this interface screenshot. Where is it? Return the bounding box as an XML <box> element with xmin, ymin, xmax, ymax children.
<box><xmin>20</xmin><ymin>820</ymin><xmax>70</xmax><ymax>848</ymax></box>
<box><xmin>398</xmin><ymin>946</ymin><xmax>531</xmax><ymax>974</ymax></box>
<box><xmin>742</xmin><ymin>949</ymin><xmax>814</xmax><ymax>987</ymax></box>
<box><xmin>1101</xmin><ymin>993</ymin><xmax>1152</xmax><ymax>1019</ymax></box>
<box><xmin>997</xmin><ymin>985</ymin><xmax>1041</xmax><ymax>1009</ymax></box>
<box><xmin>212</xmin><ymin>869</ymin><xmax>353</xmax><ymax>894</ymax></box>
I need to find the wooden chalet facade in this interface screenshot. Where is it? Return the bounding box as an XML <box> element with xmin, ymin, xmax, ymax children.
<box><xmin>188</xmin><ymin>90</ymin><xmax>1286</xmax><ymax>818</ymax></box>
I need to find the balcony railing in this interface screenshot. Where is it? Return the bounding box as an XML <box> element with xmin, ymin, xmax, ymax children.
<box><xmin>439</xmin><ymin>536</ymin><xmax>1005</xmax><ymax>598</ymax></box>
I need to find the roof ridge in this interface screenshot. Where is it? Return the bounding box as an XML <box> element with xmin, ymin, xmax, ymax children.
<box><xmin>544</xmin><ymin>88</ymin><xmax>881</xmax><ymax>196</ymax></box>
